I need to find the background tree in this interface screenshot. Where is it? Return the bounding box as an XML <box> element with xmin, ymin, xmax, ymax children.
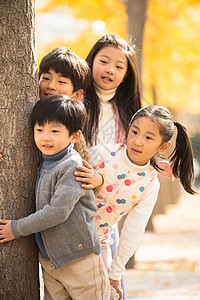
<box><xmin>125</xmin><ymin>0</ymin><xmax>148</xmax><ymax>90</ymax></box>
<box><xmin>0</xmin><ymin>0</ymin><xmax>39</xmax><ymax>298</ymax></box>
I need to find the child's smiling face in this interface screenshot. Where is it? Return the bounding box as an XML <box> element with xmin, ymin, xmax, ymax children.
<box><xmin>92</xmin><ymin>46</ymin><xmax>128</xmax><ymax>91</ymax></box>
<box><xmin>126</xmin><ymin>117</ymin><xmax>168</xmax><ymax>166</ymax></box>
<box><xmin>39</xmin><ymin>69</ymin><xmax>74</xmax><ymax>98</ymax></box>
<box><xmin>34</xmin><ymin>121</ymin><xmax>76</xmax><ymax>156</ymax></box>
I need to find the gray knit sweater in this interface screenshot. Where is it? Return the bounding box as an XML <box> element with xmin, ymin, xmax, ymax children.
<box><xmin>11</xmin><ymin>149</ymin><xmax>100</xmax><ymax>269</ymax></box>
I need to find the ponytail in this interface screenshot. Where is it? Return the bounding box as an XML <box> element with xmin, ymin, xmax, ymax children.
<box><xmin>170</xmin><ymin>122</ymin><xmax>196</xmax><ymax>194</ymax></box>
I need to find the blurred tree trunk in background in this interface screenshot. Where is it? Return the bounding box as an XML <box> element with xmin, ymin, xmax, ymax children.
<box><xmin>125</xmin><ymin>0</ymin><xmax>148</xmax><ymax>91</ymax></box>
<box><xmin>0</xmin><ymin>0</ymin><xmax>39</xmax><ymax>299</ymax></box>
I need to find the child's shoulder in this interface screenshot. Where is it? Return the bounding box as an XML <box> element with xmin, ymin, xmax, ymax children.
<box><xmin>58</xmin><ymin>149</ymin><xmax>82</xmax><ymax>169</ymax></box>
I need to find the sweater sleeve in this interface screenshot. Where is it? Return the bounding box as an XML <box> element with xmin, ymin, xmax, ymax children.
<box><xmin>11</xmin><ymin>161</ymin><xmax>88</xmax><ymax>238</ymax></box>
<box><xmin>108</xmin><ymin>178</ymin><xmax>160</xmax><ymax>280</ymax></box>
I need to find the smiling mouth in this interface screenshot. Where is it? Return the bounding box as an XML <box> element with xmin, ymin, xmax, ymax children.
<box><xmin>102</xmin><ymin>76</ymin><xmax>113</xmax><ymax>82</ymax></box>
<box><xmin>132</xmin><ymin>148</ymin><xmax>142</xmax><ymax>154</ymax></box>
<box><xmin>43</xmin><ymin>145</ymin><xmax>53</xmax><ymax>148</ymax></box>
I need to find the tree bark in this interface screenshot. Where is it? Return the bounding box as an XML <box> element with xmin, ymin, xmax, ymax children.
<box><xmin>125</xmin><ymin>0</ymin><xmax>148</xmax><ymax>91</ymax></box>
<box><xmin>0</xmin><ymin>0</ymin><xmax>39</xmax><ymax>299</ymax></box>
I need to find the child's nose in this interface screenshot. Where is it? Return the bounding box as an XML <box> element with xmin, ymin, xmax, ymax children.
<box><xmin>135</xmin><ymin>136</ymin><xmax>142</xmax><ymax>145</ymax></box>
<box><xmin>106</xmin><ymin>64</ymin><xmax>114</xmax><ymax>74</ymax></box>
<box><xmin>47</xmin><ymin>80</ymin><xmax>56</xmax><ymax>90</ymax></box>
<box><xmin>43</xmin><ymin>132</ymin><xmax>51</xmax><ymax>140</ymax></box>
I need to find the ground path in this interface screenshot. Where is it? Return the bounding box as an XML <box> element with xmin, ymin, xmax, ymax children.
<box><xmin>124</xmin><ymin>188</ymin><xmax>200</xmax><ymax>299</ymax></box>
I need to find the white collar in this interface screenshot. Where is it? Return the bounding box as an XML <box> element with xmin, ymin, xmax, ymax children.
<box><xmin>94</xmin><ymin>83</ymin><xmax>117</xmax><ymax>103</ymax></box>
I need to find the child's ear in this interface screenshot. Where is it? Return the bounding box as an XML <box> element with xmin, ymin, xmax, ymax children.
<box><xmin>71</xmin><ymin>130</ymin><xmax>81</xmax><ymax>144</ymax></box>
<box><xmin>71</xmin><ymin>89</ymin><xmax>83</xmax><ymax>100</ymax></box>
<box><xmin>158</xmin><ymin>141</ymin><xmax>170</xmax><ymax>153</ymax></box>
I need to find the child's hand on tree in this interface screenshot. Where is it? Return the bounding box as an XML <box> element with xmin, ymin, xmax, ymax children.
<box><xmin>0</xmin><ymin>220</ymin><xmax>15</xmax><ymax>243</ymax></box>
<box><xmin>75</xmin><ymin>160</ymin><xmax>103</xmax><ymax>189</ymax></box>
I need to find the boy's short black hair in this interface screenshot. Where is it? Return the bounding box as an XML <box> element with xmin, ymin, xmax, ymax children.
<box><xmin>31</xmin><ymin>95</ymin><xmax>87</xmax><ymax>136</ymax></box>
<box><xmin>39</xmin><ymin>47</ymin><xmax>91</xmax><ymax>92</ymax></box>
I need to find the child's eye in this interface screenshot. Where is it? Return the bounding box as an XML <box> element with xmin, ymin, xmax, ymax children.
<box><xmin>100</xmin><ymin>60</ymin><xmax>107</xmax><ymax>64</ymax></box>
<box><xmin>36</xmin><ymin>129</ymin><xmax>43</xmax><ymax>132</ymax></box>
<box><xmin>42</xmin><ymin>77</ymin><xmax>50</xmax><ymax>80</ymax></box>
<box><xmin>132</xmin><ymin>130</ymin><xmax>137</xmax><ymax>135</ymax></box>
<box><xmin>59</xmin><ymin>81</ymin><xmax>67</xmax><ymax>84</ymax></box>
<box><xmin>116</xmin><ymin>65</ymin><xmax>123</xmax><ymax>70</ymax></box>
<box><xmin>52</xmin><ymin>130</ymin><xmax>59</xmax><ymax>133</ymax></box>
<box><xmin>146</xmin><ymin>136</ymin><xmax>153</xmax><ymax>140</ymax></box>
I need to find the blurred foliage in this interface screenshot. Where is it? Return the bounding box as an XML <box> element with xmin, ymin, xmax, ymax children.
<box><xmin>143</xmin><ymin>0</ymin><xmax>200</xmax><ymax>113</ymax></box>
<box><xmin>36</xmin><ymin>0</ymin><xmax>200</xmax><ymax>114</ymax></box>
<box><xmin>36</xmin><ymin>0</ymin><xmax>127</xmax><ymax>61</ymax></box>
<box><xmin>38</xmin><ymin>0</ymin><xmax>125</xmax><ymax>21</ymax></box>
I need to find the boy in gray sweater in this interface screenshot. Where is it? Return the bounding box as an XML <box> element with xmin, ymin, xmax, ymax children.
<box><xmin>0</xmin><ymin>95</ymin><xmax>110</xmax><ymax>300</ymax></box>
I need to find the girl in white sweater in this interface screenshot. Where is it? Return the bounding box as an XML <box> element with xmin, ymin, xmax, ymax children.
<box><xmin>83</xmin><ymin>34</ymin><xmax>142</xmax><ymax>299</ymax></box>
<box><xmin>75</xmin><ymin>105</ymin><xmax>196</xmax><ymax>299</ymax></box>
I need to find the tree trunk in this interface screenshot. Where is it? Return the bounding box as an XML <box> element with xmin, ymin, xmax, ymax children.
<box><xmin>0</xmin><ymin>0</ymin><xmax>39</xmax><ymax>299</ymax></box>
<box><xmin>125</xmin><ymin>0</ymin><xmax>148</xmax><ymax>91</ymax></box>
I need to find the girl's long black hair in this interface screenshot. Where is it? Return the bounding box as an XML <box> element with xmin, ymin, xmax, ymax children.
<box><xmin>83</xmin><ymin>34</ymin><xmax>142</xmax><ymax>146</ymax></box>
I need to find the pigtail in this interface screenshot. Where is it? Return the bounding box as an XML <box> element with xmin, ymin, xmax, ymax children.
<box><xmin>73</xmin><ymin>133</ymin><xmax>89</xmax><ymax>161</ymax></box>
<box><xmin>170</xmin><ymin>122</ymin><xmax>196</xmax><ymax>194</ymax></box>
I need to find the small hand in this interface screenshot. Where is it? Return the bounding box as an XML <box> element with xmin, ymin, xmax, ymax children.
<box><xmin>109</xmin><ymin>278</ymin><xmax>123</xmax><ymax>300</ymax></box>
<box><xmin>74</xmin><ymin>160</ymin><xmax>103</xmax><ymax>189</ymax></box>
<box><xmin>0</xmin><ymin>149</ymin><xmax>3</xmax><ymax>162</ymax></box>
<box><xmin>0</xmin><ymin>220</ymin><xmax>15</xmax><ymax>243</ymax></box>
